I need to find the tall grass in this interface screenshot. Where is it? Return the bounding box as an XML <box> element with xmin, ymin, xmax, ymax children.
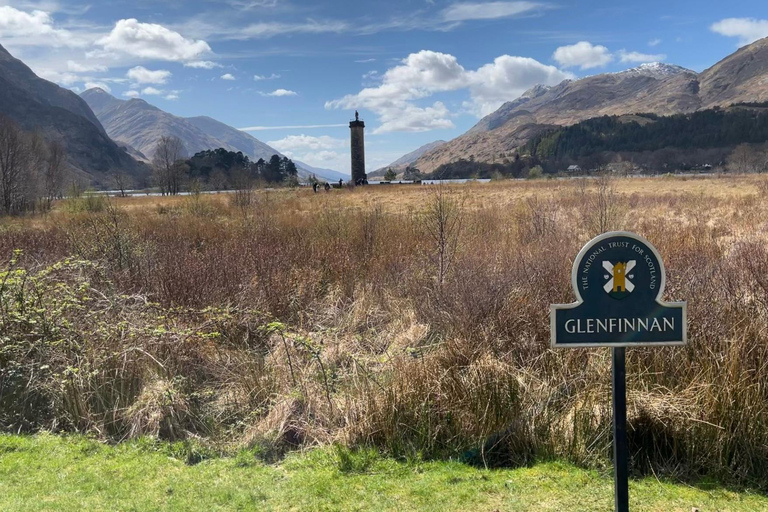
<box><xmin>1</xmin><ymin>179</ymin><xmax>767</xmax><ymax>486</ymax></box>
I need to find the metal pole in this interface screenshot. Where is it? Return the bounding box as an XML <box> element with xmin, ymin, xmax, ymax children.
<box><xmin>612</xmin><ymin>347</ymin><xmax>629</xmax><ymax>512</ymax></box>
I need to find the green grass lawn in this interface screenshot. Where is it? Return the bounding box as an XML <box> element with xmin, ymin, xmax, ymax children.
<box><xmin>0</xmin><ymin>434</ymin><xmax>766</xmax><ymax>511</ymax></box>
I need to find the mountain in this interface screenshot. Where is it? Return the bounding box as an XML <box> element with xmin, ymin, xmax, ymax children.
<box><xmin>698</xmin><ymin>38</ymin><xmax>768</xmax><ymax>107</ymax></box>
<box><xmin>416</xmin><ymin>38</ymin><xmax>768</xmax><ymax>174</ymax></box>
<box><xmin>185</xmin><ymin>116</ymin><xmax>348</xmax><ymax>181</ymax></box>
<box><xmin>81</xmin><ymin>88</ymin><xmax>347</xmax><ymax>182</ymax></box>
<box><xmin>293</xmin><ymin>160</ymin><xmax>348</xmax><ymax>182</ymax></box>
<box><xmin>370</xmin><ymin>140</ymin><xmax>447</xmax><ymax>177</ymax></box>
<box><xmin>0</xmin><ymin>44</ymin><xmax>141</xmax><ymax>183</ymax></box>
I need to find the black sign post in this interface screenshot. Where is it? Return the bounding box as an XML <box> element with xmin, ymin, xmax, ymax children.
<box><xmin>612</xmin><ymin>347</ymin><xmax>628</xmax><ymax>511</ymax></box>
<box><xmin>551</xmin><ymin>231</ymin><xmax>686</xmax><ymax>511</ymax></box>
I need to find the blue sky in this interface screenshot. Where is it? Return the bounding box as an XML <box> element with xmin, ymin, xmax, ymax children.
<box><xmin>1</xmin><ymin>0</ymin><xmax>767</xmax><ymax>172</ymax></box>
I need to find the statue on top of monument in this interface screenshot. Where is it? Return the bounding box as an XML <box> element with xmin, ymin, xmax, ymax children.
<box><xmin>355</xmin><ymin>110</ymin><xmax>359</xmax><ymax>121</ymax></box>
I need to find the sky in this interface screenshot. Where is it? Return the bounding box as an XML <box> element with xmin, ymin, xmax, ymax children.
<box><xmin>1</xmin><ymin>0</ymin><xmax>767</xmax><ymax>173</ymax></box>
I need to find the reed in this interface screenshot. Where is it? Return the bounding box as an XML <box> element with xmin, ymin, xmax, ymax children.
<box><xmin>1</xmin><ymin>176</ymin><xmax>767</xmax><ymax>486</ymax></box>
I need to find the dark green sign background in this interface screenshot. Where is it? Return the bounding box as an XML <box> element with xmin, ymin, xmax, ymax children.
<box><xmin>551</xmin><ymin>231</ymin><xmax>686</xmax><ymax>347</ymax></box>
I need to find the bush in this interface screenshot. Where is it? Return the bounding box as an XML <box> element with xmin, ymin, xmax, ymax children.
<box><xmin>527</xmin><ymin>166</ymin><xmax>544</xmax><ymax>179</ymax></box>
<box><xmin>64</xmin><ymin>193</ymin><xmax>108</xmax><ymax>213</ymax></box>
<box><xmin>2</xmin><ymin>182</ymin><xmax>768</xmax><ymax>486</ymax></box>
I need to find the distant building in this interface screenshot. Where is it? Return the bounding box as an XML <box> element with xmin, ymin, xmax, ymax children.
<box><xmin>567</xmin><ymin>165</ymin><xmax>582</xmax><ymax>173</ymax></box>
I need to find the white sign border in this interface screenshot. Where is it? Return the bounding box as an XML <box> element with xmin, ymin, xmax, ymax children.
<box><xmin>550</xmin><ymin>231</ymin><xmax>687</xmax><ymax>348</ymax></box>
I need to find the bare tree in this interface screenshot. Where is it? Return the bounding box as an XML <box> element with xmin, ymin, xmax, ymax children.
<box><xmin>111</xmin><ymin>170</ymin><xmax>131</xmax><ymax>198</ymax></box>
<box><xmin>41</xmin><ymin>140</ymin><xmax>67</xmax><ymax>210</ymax></box>
<box><xmin>0</xmin><ymin>116</ymin><xmax>35</xmax><ymax>215</ymax></box>
<box><xmin>578</xmin><ymin>173</ymin><xmax>624</xmax><ymax>236</ymax></box>
<box><xmin>152</xmin><ymin>136</ymin><xmax>187</xmax><ymax>195</ymax></box>
<box><xmin>422</xmin><ymin>185</ymin><xmax>464</xmax><ymax>292</ymax></box>
<box><xmin>728</xmin><ymin>144</ymin><xmax>761</xmax><ymax>173</ymax></box>
<box><xmin>230</xmin><ymin>165</ymin><xmax>255</xmax><ymax>216</ymax></box>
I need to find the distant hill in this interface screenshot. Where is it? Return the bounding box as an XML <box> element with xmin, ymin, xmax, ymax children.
<box><xmin>294</xmin><ymin>160</ymin><xmax>348</xmax><ymax>182</ymax></box>
<box><xmin>416</xmin><ymin>37</ymin><xmax>768</xmax><ymax>173</ymax></box>
<box><xmin>527</xmin><ymin>108</ymin><xmax>768</xmax><ymax>159</ymax></box>
<box><xmin>370</xmin><ymin>140</ymin><xmax>447</xmax><ymax>177</ymax></box>
<box><xmin>0</xmin><ymin>44</ymin><xmax>141</xmax><ymax>184</ymax></box>
<box><xmin>80</xmin><ymin>88</ymin><xmax>347</xmax><ymax>182</ymax></box>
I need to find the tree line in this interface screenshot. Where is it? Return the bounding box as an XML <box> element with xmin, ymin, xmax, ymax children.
<box><xmin>0</xmin><ymin>114</ymin><xmax>67</xmax><ymax>215</ymax></box>
<box><xmin>428</xmin><ymin>105</ymin><xmax>768</xmax><ymax>179</ymax></box>
<box><xmin>149</xmin><ymin>136</ymin><xmax>299</xmax><ymax>195</ymax></box>
<box><xmin>525</xmin><ymin>107</ymin><xmax>768</xmax><ymax>161</ymax></box>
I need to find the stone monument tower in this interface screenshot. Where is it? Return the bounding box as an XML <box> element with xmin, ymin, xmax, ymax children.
<box><xmin>349</xmin><ymin>111</ymin><xmax>366</xmax><ymax>184</ymax></box>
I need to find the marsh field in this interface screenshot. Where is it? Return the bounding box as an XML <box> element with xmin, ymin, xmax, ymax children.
<box><xmin>2</xmin><ymin>175</ymin><xmax>768</xmax><ymax>497</ymax></box>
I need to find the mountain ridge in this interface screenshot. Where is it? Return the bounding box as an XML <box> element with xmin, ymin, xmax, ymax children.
<box><xmin>372</xmin><ymin>140</ymin><xmax>447</xmax><ymax>176</ymax></box>
<box><xmin>0</xmin><ymin>44</ymin><xmax>141</xmax><ymax>183</ymax></box>
<box><xmin>415</xmin><ymin>38</ymin><xmax>768</xmax><ymax>174</ymax></box>
<box><xmin>80</xmin><ymin>88</ymin><xmax>347</xmax><ymax>181</ymax></box>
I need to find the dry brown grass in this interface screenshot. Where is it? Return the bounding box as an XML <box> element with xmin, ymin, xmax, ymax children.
<box><xmin>1</xmin><ymin>174</ymin><xmax>768</xmax><ymax>486</ymax></box>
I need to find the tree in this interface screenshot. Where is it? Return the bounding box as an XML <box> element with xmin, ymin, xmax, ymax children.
<box><xmin>728</xmin><ymin>144</ymin><xmax>761</xmax><ymax>173</ymax></box>
<box><xmin>527</xmin><ymin>165</ymin><xmax>544</xmax><ymax>179</ymax></box>
<box><xmin>403</xmin><ymin>166</ymin><xmax>423</xmax><ymax>180</ymax></box>
<box><xmin>384</xmin><ymin>168</ymin><xmax>397</xmax><ymax>181</ymax></box>
<box><xmin>0</xmin><ymin>116</ymin><xmax>41</xmax><ymax>215</ymax></box>
<box><xmin>284</xmin><ymin>158</ymin><xmax>298</xmax><ymax>177</ymax></box>
<box><xmin>39</xmin><ymin>140</ymin><xmax>68</xmax><ymax>209</ymax></box>
<box><xmin>255</xmin><ymin>158</ymin><xmax>266</xmax><ymax>179</ymax></box>
<box><xmin>263</xmin><ymin>154</ymin><xmax>284</xmax><ymax>183</ymax></box>
<box><xmin>111</xmin><ymin>170</ymin><xmax>131</xmax><ymax>198</ymax></box>
<box><xmin>152</xmin><ymin>135</ymin><xmax>187</xmax><ymax>195</ymax></box>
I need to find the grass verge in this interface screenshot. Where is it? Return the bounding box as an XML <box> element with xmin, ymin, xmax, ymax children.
<box><xmin>0</xmin><ymin>434</ymin><xmax>766</xmax><ymax>511</ymax></box>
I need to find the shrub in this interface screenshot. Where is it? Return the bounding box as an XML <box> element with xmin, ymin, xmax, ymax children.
<box><xmin>2</xmin><ymin>179</ymin><xmax>768</xmax><ymax>486</ymax></box>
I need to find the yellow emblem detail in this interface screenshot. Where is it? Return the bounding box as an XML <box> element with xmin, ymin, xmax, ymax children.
<box><xmin>612</xmin><ymin>262</ymin><xmax>627</xmax><ymax>293</ymax></box>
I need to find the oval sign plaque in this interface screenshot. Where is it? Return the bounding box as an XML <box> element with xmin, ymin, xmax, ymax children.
<box><xmin>551</xmin><ymin>231</ymin><xmax>686</xmax><ymax>347</ymax></box>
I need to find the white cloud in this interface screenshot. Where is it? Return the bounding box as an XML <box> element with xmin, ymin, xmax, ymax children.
<box><xmin>362</xmin><ymin>70</ymin><xmax>379</xmax><ymax>80</ymax></box>
<box><xmin>253</xmin><ymin>73</ymin><xmax>281</xmax><ymax>81</ymax></box>
<box><xmin>0</xmin><ymin>5</ymin><xmax>80</xmax><ymax>47</ymax></box>
<box><xmin>648</xmin><ymin>38</ymin><xmax>662</xmax><ymax>47</ymax></box>
<box><xmin>233</xmin><ymin>20</ymin><xmax>348</xmax><ymax>39</ymax></box>
<box><xmin>85</xmin><ymin>81</ymin><xmax>111</xmax><ymax>93</ymax></box>
<box><xmin>141</xmin><ymin>86</ymin><xmax>163</xmax><ymax>95</ymax></box>
<box><xmin>291</xmin><ymin>149</ymin><xmax>344</xmax><ymax>170</ymax></box>
<box><xmin>185</xmin><ymin>60</ymin><xmax>221</xmax><ymax>69</ymax></box>
<box><xmin>355</xmin><ymin>58</ymin><xmax>376</xmax><ymax>63</ymax></box>
<box><xmin>326</xmin><ymin>49</ymin><xmax>572</xmax><ymax>132</ymax></box>
<box><xmin>617</xmin><ymin>50</ymin><xmax>666</xmax><ymax>63</ymax></box>
<box><xmin>127</xmin><ymin>66</ymin><xmax>171</xmax><ymax>84</ymax></box>
<box><xmin>239</xmin><ymin>123</ymin><xmax>347</xmax><ymax>131</ymax></box>
<box><xmin>38</xmin><ymin>69</ymin><xmax>81</xmax><ymax>85</ymax></box>
<box><xmin>553</xmin><ymin>41</ymin><xmax>613</xmax><ymax>69</ymax></box>
<box><xmin>263</xmin><ymin>88</ymin><xmax>297</xmax><ymax>97</ymax></box>
<box><xmin>379</xmin><ymin>102</ymin><xmax>454</xmax><ymax>133</ymax></box>
<box><xmin>165</xmin><ymin>93</ymin><xmax>179</xmax><ymax>100</ymax></box>
<box><xmin>711</xmin><ymin>18</ymin><xmax>768</xmax><ymax>46</ymax></box>
<box><xmin>220</xmin><ymin>73</ymin><xmax>236</xmax><ymax>80</ymax></box>
<box><xmin>307</xmin><ymin>150</ymin><xmax>340</xmax><ymax>162</ymax></box>
<box><xmin>176</xmin><ymin>0</ymin><xmax>549</xmax><ymax>43</ymax></box>
<box><xmin>123</xmin><ymin>90</ymin><xmax>140</xmax><ymax>98</ymax></box>
<box><xmin>97</xmin><ymin>18</ymin><xmax>212</xmax><ymax>62</ymax></box>
<box><xmin>225</xmin><ymin>0</ymin><xmax>279</xmax><ymax>9</ymax></box>
<box><xmin>267</xmin><ymin>134</ymin><xmax>346</xmax><ymax>152</ymax></box>
<box><xmin>441</xmin><ymin>1</ymin><xmax>543</xmax><ymax>22</ymax></box>
<box><xmin>67</xmin><ymin>60</ymin><xmax>107</xmax><ymax>73</ymax></box>
<box><xmin>467</xmin><ymin>55</ymin><xmax>574</xmax><ymax>115</ymax></box>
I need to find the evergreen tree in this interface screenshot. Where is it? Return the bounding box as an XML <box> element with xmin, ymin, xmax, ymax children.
<box><xmin>265</xmin><ymin>154</ymin><xmax>283</xmax><ymax>182</ymax></box>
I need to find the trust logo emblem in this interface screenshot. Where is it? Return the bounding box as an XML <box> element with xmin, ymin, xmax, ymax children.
<box><xmin>603</xmin><ymin>260</ymin><xmax>636</xmax><ymax>299</ymax></box>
